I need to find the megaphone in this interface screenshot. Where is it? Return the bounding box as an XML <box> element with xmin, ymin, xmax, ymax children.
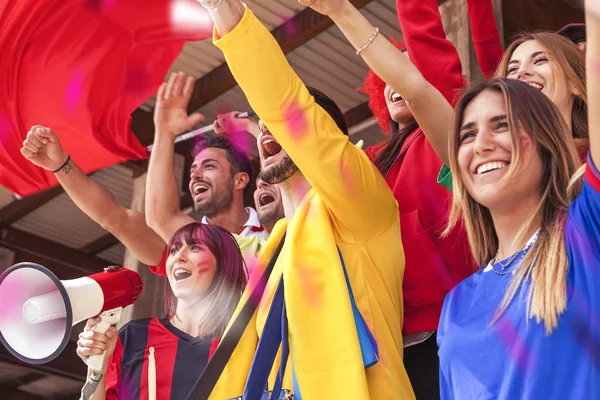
<box><xmin>0</xmin><ymin>262</ymin><xmax>143</xmax><ymax>371</ymax></box>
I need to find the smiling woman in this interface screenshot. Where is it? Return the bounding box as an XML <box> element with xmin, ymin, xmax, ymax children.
<box><xmin>495</xmin><ymin>32</ymin><xmax>588</xmax><ymax>145</ymax></box>
<box><xmin>437</xmin><ymin>76</ymin><xmax>600</xmax><ymax>399</ymax></box>
<box><xmin>75</xmin><ymin>223</ymin><xmax>247</xmax><ymax>400</ymax></box>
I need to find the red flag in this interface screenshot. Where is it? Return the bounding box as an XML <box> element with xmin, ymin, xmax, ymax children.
<box><xmin>0</xmin><ymin>0</ymin><xmax>212</xmax><ymax>196</ymax></box>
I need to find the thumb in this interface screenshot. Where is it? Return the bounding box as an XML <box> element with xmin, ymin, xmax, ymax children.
<box><xmin>189</xmin><ymin>113</ymin><xmax>205</xmax><ymax>127</ymax></box>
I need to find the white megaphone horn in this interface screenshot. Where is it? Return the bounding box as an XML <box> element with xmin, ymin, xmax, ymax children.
<box><xmin>0</xmin><ymin>262</ymin><xmax>143</xmax><ymax>372</ymax></box>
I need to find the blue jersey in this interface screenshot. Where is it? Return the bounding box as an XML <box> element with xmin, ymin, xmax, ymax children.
<box><xmin>438</xmin><ymin>158</ymin><xmax>600</xmax><ymax>399</ymax></box>
<box><xmin>105</xmin><ymin>317</ymin><xmax>218</xmax><ymax>400</ymax></box>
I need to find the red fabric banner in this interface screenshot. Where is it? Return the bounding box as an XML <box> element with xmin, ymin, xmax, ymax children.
<box><xmin>0</xmin><ymin>0</ymin><xmax>212</xmax><ymax>196</ymax></box>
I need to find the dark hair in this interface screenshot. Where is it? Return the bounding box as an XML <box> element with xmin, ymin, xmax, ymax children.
<box><xmin>165</xmin><ymin>223</ymin><xmax>248</xmax><ymax>337</ymax></box>
<box><xmin>372</xmin><ymin>119</ymin><xmax>419</xmax><ymax>176</ymax></box>
<box><xmin>307</xmin><ymin>86</ymin><xmax>349</xmax><ymax>136</ymax></box>
<box><xmin>192</xmin><ymin>132</ymin><xmax>254</xmax><ymax>185</ymax></box>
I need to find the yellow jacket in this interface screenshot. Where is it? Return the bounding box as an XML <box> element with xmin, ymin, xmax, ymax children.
<box><xmin>211</xmin><ymin>6</ymin><xmax>414</xmax><ymax>399</ymax></box>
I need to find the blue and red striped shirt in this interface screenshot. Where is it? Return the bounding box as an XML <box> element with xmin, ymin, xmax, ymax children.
<box><xmin>105</xmin><ymin>317</ymin><xmax>218</xmax><ymax>400</ymax></box>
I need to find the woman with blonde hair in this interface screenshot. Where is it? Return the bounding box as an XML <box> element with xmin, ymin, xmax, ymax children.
<box><xmin>436</xmin><ymin>3</ymin><xmax>600</xmax><ymax>396</ymax></box>
<box><xmin>495</xmin><ymin>31</ymin><xmax>588</xmax><ymax>144</ymax></box>
<box><xmin>438</xmin><ymin>29</ymin><xmax>589</xmax><ymax>190</ymax></box>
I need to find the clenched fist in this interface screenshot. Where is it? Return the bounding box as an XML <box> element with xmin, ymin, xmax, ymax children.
<box><xmin>21</xmin><ymin>126</ymin><xmax>68</xmax><ymax>171</ymax></box>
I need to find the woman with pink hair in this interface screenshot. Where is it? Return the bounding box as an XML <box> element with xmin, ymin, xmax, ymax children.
<box><xmin>75</xmin><ymin>223</ymin><xmax>247</xmax><ymax>400</ymax></box>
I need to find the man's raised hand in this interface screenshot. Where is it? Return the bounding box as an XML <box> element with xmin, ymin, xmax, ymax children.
<box><xmin>154</xmin><ymin>72</ymin><xmax>205</xmax><ymax>138</ymax></box>
<box><xmin>21</xmin><ymin>126</ymin><xmax>69</xmax><ymax>171</ymax></box>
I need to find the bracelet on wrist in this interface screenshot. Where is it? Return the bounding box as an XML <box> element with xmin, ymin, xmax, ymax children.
<box><xmin>52</xmin><ymin>155</ymin><xmax>71</xmax><ymax>173</ymax></box>
<box><xmin>356</xmin><ymin>27</ymin><xmax>380</xmax><ymax>56</ymax></box>
<box><xmin>197</xmin><ymin>0</ymin><xmax>224</xmax><ymax>10</ymax></box>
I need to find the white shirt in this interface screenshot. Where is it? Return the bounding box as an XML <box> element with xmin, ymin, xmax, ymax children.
<box><xmin>201</xmin><ymin>207</ymin><xmax>267</xmax><ymax>240</ymax></box>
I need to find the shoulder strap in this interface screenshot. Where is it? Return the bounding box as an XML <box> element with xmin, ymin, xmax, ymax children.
<box><xmin>186</xmin><ymin>233</ymin><xmax>286</xmax><ymax>400</ymax></box>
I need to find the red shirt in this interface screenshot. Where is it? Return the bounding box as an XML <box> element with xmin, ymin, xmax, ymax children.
<box><xmin>366</xmin><ymin>0</ymin><xmax>502</xmax><ymax>335</ymax></box>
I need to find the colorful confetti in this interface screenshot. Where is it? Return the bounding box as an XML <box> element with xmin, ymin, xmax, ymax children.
<box><xmin>282</xmin><ymin>100</ymin><xmax>308</xmax><ymax>142</ymax></box>
<box><xmin>282</xmin><ymin>15</ymin><xmax>298</xmax><ymax>39</ymax></box>
<box><xmin>65</xmin><ymin>68</ymin><xmax>85</xmax><ymax>115</ymax></box>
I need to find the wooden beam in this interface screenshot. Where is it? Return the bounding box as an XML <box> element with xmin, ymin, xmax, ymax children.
<box><xmin>130</xmin><ymin>0</ymin><xmax>378</xmax><ymax>144</ymax></box>
<box><xmin>0</xmin><ymin>385</ymin><xmax>47</xmax><ymax>400</ymax></box>
<box><xmin>502</xmin><ymin>0</ymin><xmax>583</xmax><ymax>42</ymax></box>
<box><xmin>344</xmin><ymin>101</ymin><xmax>372</xmax><ymax>127</ymax></box>
<box><xmin>0</xmin><ymin>227</ymin><xmax>111</xmax><ymax>277</ymax></box>
<box><xmin>0</xmin><ymin>341</ymin><xmax>86</xmax><ymax>382</ymax></box>
<box><xmin>80</xmin><ymin>233</ymin><xmax>120</xmax><ymax>255</ymax></box>
<box><xmin>6</xmin><ymin>372</ymin><xmax>47</xmax><ymax>388</ymax></box>
<box><xmin>188</xmin><ymin>0</ymin><xmax>375</xmax><ymax>113</ymax></box>
<box><xmin>0</xmin><ymin>186</ymin><xmax>63</xmax><ymax>226</ymax></box>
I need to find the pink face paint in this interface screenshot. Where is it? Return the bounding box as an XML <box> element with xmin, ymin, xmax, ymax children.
<box><xmin>282</xmin><ymin>100</ymin><xmax>308</xmax><ymax>142</ymax></box>
<box><xmin>65</xmin><ymin>68</ymin><xmax>84</xmax><ymax>115</ymax></box>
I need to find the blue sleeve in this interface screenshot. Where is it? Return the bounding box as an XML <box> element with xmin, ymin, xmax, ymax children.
<box><xmin>565</xmin><ymin>155</ymin><xmax>600</xmax><ymax>300</ymax></box>
<box><xmin>568</xmin><ymin>155</ymin><xmax>600</xmax><ymax>249</ymax></box>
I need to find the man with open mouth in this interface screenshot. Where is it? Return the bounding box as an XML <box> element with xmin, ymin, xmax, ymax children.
<box><xmin>253</xmin><ymin>177</ymin><xmax>284</xmax><ymax>236</ymax></box>
<box><xmin>184</xmin><ymin>1</ymin><xmax>413</xmax><ymax>399</ymax></box>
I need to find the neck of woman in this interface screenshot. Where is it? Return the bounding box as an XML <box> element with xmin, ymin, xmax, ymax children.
<box><xmin>170</xmin><ymin>298</ymin><xmax>211</xmax><ymax>338</ymax></box>
<box><xmin>491</xmin><ymin>196</ymin><xmax>543</xmax><ymax>260</ymax></box>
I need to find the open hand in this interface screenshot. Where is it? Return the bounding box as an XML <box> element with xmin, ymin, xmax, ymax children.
<box><xmin>213</xmin><ymin>111</ymin><xmax>261</xmax><ymax>138</ymax></box>
<box><xmin>20</xmin><ymin>126</ymin><xmax>68</xmax><ymax>171</ymax></box>
<box><xmin>76</xmin><ymin>317</ymin><xmax>118</xmax><ymax>367</ymax></box>
<box><xmin>298</xmin><ymin>0</ymin><xmax>348</xmax><ymax>18</ymax></box>
<box><xmin>154</xmin><ymin>72</ymin><xmax>205</xmax><ymax>138</ymax></box>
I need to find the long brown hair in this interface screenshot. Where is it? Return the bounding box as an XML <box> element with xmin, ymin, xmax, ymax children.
<box><xmin>165</xmin><ymin>223</ymin><xmax>247</xmax><ymax>337</ymax></box>
<box><xmin>444</xmin><ymin>79</ymin><xmax>582</xmax><ymax>333</ymax></box>
<box><xmin>495</xmin><ymin>31</ymin><xmax>588</xmax><ymax>145</ymax></box>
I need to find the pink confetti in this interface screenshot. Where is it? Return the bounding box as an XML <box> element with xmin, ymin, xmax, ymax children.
<box><xmin>294</xmin><ymin>262</ymin><xmax>323</xmax><ymax>308</ymax></box>
<box><xmin>0</xmin><ymin>276</ymin><xmax>26</xmax><ymax>323</ymax></box>
<box><xmin>65</xmin><ymin>68</ymin><xmax>85</xmax><ymax>115</ymax></box>
<box><xmin>84</xmin><ymin>0</ymin><xmax>117</xmax><ymax>11</ymax></box>
<box><xmin>282</xmin><ymin>100</ymin><xmax>308</xmax><ymax>141</ymax></box>
<box><xmin>339</xmin><ymin>159</ymin><xmax>359</xmax><ymax>198</ymax></box>
<box><xmin>495</xmin><ymin>315</ymin><xmax>534</xmax><ymax>373</ymax></box>
<box><xmin>282</xmin><ymin>16</ymin><xmax>298</xmax><ymax>39</ymax></box>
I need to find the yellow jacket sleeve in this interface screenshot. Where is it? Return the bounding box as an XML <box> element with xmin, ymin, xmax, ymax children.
<box><xmin>214</xmin><ymin>6</ymin><xmax>398</xmax><ymax>243</ymax></box>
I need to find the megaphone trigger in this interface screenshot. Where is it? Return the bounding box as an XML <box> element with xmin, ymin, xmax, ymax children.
<box><xmin>85</xmin><ymin>308</ymin><xmax>123</xmax><ymax>372</ymax></box>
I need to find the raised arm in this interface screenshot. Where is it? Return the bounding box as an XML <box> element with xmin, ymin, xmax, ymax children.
<box><xmin>395</xmin><ymin>0</ymin><xmax>465</xmax><ymax>104</ymax></box>
<box><xmin>208</xmin><ymin>2</ymin><xmax>397</xmax><ymax>239</ymax></box>
<box><xmin>145</xmin><ymin>73</ymin><xmax>203</xmax><ymax>243</ymax></box>
<box><xmin>302</xmin><ymin>0</ymin><xmax>454</xmax><ymax>165</ymax></box>
<box><xmin>465</xmin><ymin>0</ymin><xmax>504</xmax><ymax>78</ymax></box>
<box><xmin>588</xmin><ymin>0</ymin><xmax>600</xmax><ymax>163</ymax></box>
<box><xmin>21</xmin><ymin>126</ymin><xmax>164</xmax><ymax>265</ymax></box>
